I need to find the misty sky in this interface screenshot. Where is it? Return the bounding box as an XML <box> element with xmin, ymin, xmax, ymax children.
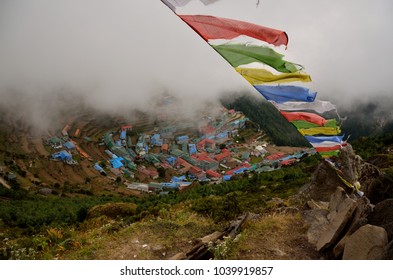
<box><xmin>1</xmin><ymin>0</ymin><xmax>393</xmax><ymax>122</ymax></box>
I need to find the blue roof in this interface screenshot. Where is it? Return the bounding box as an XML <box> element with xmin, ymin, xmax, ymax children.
<box><xmin>120</xmin><ymin>130</ymin><xmax>127</xmax><ymax>140</ymax></box>
<box><xmin>110</xmin><ymin>157</ymin><xmax>124</xmax><ymax>169</ymax></box>
<box><xmin>171</xmin><ymin>175</ymin><xmax>186</xmax><ymax>182</ymax></box>
<box><xmin>216</xmin><ymin>132</ymin><xmax>228</xmax><ymax>139</ymax></box>
<box><xmin>177</xmin><ymin>135</ymin><xmax>189</xmax><ymax>141</ymax></box>
<box><xmin>188</xmin><ymin>144</ymin><xmax>197</xmax><ymax>155</ymax></box>
<box><xmin>63</xmin><ymin>141</ymin><xmax>76</xmax><ymax>150</ymax></box>
<box><xmin>234</xmin><ymin>167</ymin><xmax>248</xmax><ymax>174</ymax></box>
<box><xmin>94</xmin><ymin>163</ymin><xmax>104</xmax><ymax>172</ymax></box>
<box><xmin>223</xmin><ymin>175</ymin><xmax>232</xmax><ymax>181</ymax></box>
<box><xmin>160</xmin><ymin>182</ymin><xmax>179</xmax><ymax>189</ymax></box>
<box><xmin>166</xmin><ymin>156</ymin><xmax>177</xmax><ymax>165</ymax></box>
<box><xmin>52</xmin><ymin>150</ymin><xmax>72</xmax><ymax>161</ymax></box>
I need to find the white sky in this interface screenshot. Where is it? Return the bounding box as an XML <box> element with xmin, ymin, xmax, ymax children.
<box><xmin>0</xmin><ymin>0</ymin><xmax>392</xmax><ymax>117</ymax></box>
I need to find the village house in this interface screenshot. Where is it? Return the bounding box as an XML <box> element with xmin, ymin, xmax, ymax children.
<box><xmin>196</xmin><ymin>138</ymin><xmax>215</xmax><ymax>151</ymax></box>
<box><xmin>188</xmin><ymin>166</ymin><xmax>206</xmax><ymax>180</ymax></box>
<box><xmin>214</xmin><ymin>149</ymin><xmax>231</xmax><ymax>163</ymax></box>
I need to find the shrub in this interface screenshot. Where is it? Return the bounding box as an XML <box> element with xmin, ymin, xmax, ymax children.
<box><xmin>87</xmin><ymin>202</ymin><xmax>137</xmax><ymax>219</ymax></box>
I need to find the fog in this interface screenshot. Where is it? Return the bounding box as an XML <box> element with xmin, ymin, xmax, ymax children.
<box><xmin>1</xmin><ymin>0</ymin><xmax>392</xmax><ymax>131</ymax></box>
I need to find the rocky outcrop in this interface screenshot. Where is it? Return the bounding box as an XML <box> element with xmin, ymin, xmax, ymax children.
<box><xmin>302</xmin><ymin>143</ymin><xmax>393</xmax><ymax>259</ymax></box>
<box><xmin>342</xmin><ymin>225</ymin><xmax>388</xmax><ymax>260</ymax></box>
<box><xmin>316</xmin><ymin>197</ymin><xmax>357</xmax><ymax>251</ymax></box>
<box><xmin>369</xmin><ymin>199</ymin><xmax>393</xmax><ymax>225</ymax></box>
<box><xmin>332</xmin><ymin>196</ymin><xmax>372</xmax><ymax>258</ymax></box>
<box><xmin>303</xmin><ymin>209</ymin><xmax>329</xmax><ymax>246</ymax></box>
<box><xmin>337</xmin><ymin>145</ymin><xmax>362</xmax><ymax>184</ymax></box>
<box><xmin>369</xmin><ymin>199</ymin><xmax>393</xmax><ymax>240</ymax></box>
<box><xmin>302</xmin><ymin>160</ymin><xmax>352</xmax><ymax>201</ymax></box>
<box><xmin>304</xmin><ymin>188</ymin><xmax>386</xmax><ymax>259</ymax></box>
<box><xmin>362</xmin><ymin>174</ymin><xmax>393</xmax><ymax>204</ymax></box>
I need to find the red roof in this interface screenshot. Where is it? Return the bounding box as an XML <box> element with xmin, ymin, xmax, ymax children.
<box><xmin>189</xmin><ymin>166</ymin><xmax>203</xmax><ymax>174</ymax></box>
<box><xmin>176</xmin><ymin>158</ymin><xmax>191</xmax><ymax>168</ymax></box>
<box><xmin>121</xmin><ymin>125</ymin><xmax>133</xmax><ymax>131</ymax></box>
<box><xmin>214</xmin><ymin>149</ymin><xmax>231</xmax><ymax>162</ymax></box>
<box><xmin>226</xmin><ymin>163</ymin><xmax>251</xmax><ymax>176</ymax></box>
<box><xmin>161</xmin><ymin>144</ymin><xmax>169</xmax><ymax>151</ymax></box>
<box><xmin>280</xmin><ymin>159</ymin><xmax>297</xmax><ymax>166</ymax></box>
<box><xmin>266</xmin><ymin>152</ymin><xmax>285</xmax><ymax>160</ymax></box>
<box><xmin>197</xmin><ymin>138</ymin><xmax>215</xmax><ymax>150</ymax></box>
<box><xmin>161</xmin><ymin>162</ymin><xmax>172</xmax><ymax>169</ymax></box>
<box><xmin>206</xmin><ymin>170</ymin><xmax>221</xmax><ymax>178</ymax></box>
<box><xmin>192</xmin><ymin>152</ymin><xmax>217</xmax><ymax>163</ymax></box>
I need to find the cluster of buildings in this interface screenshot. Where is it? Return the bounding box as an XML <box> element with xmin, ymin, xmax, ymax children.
<box><xmin>97</xmin><ymin>108</ymin><xmax>316</xmax><ymax>192</ymax></box>
<box><xmin>98</xmin><ymin>108</ymin><xmax>254</xmax><ymax>186</ymax></box>
<box><xmin>40</xmin><ymin>107</ymin><xmax>317</xmax><ymax>194</ymax></box>
<box><xmin>47</xmin><ymin>131</ymin><xmax>84</xmax><ymax>165</ymax></box>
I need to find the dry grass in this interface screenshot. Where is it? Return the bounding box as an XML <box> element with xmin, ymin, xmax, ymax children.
<box><xmin>61</xmin><ymin>205</ymin><xmax>219</xmax><ymax>260</ymax></box>
<box><xmin>232</xmin><ymin>212</ymin><xmax>321</xmax><ymax>260</ymax></box>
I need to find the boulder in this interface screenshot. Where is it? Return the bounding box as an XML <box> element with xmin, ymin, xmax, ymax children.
<box><xmin>337</xmin><ymin>145</ymin><xmax>361</xmax><ymax>184</ymax></box>
<box><xmin>303</xmin><ymin>209</ymin><xmax>329</xmax><ymax>246</ymax></box>
<box><xmin>328</xmin><ymin>187</ymin><xmax>348</xmax><ymax>215</ymax></box>
<box><xmin>332</xmin><ymin>196</ymin><xmax>372</xmax><ymax>258</ymax></box>
<box><xmin>306</xmin><ymin>199</ymin><xmax>329</xmax><ymax>210</ymax></box>
<box><xmin>317</xmin><ymin>198</ymin><xmax>357</xmax><ymax>251</ymax></box>
<box><xmin>38</xmin><ymin>188</ymin><xmax>52</xmax><ymax>196</ymax></box>
<box><xmin>343</xmin><ymin>224</ymin><xmax>388</xmax><ymax>260</ymax></box>
<box><xmin>369</xmin><ymin>199</ymin><xmax>393</xmax><ymax>226</ymax></box>
<box><xmin>380</xmin><ymin>223</ymin><xmax>393</xmax><ymax>242</ymax></box>
<box><xmin>199</xmin><ymin>231</ymin><xmax>223</xmax><ymax>244</ymax></box>
<box><xmin>304</xmin><ymin>161</ymin><xmax>351</xmax><ymax>202</ymax></box>
<box><xmin>362</xmin><ymin>174</ymin><xmax>393</xmax><ymax>204</ymax></box>
<box><xmin>380</xmin><ymin>240</ymin><xmax>393</xmax><ymax>260</ymax></box>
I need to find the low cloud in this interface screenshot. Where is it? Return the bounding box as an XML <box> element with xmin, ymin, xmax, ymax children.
<box><xmin>1</xmin><ymin>0</ymin><xmax>392</xmax><ymax>132</ymax></box>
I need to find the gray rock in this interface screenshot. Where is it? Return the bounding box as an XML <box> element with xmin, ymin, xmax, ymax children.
<box><xmin>307</xmin><ymin>199</ymin><xmax>329</xmax><ymax>210</ymax></box>
<box><xmin>317</xmin><ymin>198</ymin><xmax>357</xmax><ymax>251</ymax></box>
<box><xmin>328</xmin><ymin>187</ymin><xmax>348</xmax><ymax>218</ymax></box>
<box><xmin>337</xmin><ymin>145</ymin><xmax>360</xmax><ymax>184</ymax></box>
<box><xmin>303</xmin><ymin>209</ymin><xmax>329</xmax><ymax>246</ymax></box>
<box><xmin>343</xmin><ymin>224</ymin><xmax>388</xmax><ymax>260</ymax></box>
<box><xmin>304</xmin><ymin>161</ymin><xmax>351</xmax><ymax>202</ymax></box>
<box><xmin>38</xmin><ymin>188</ymin><xmax>52</xmax><ymax>195</ymax></box>
<box><xmin>333</xmin><ymin>195</ymin><xmax>374</xmax><ymax>257</ymax></box>
<box><xmin>199</xmin><ymin>231</ymin><xmax>222</xmax><ymax>244</ymax></box>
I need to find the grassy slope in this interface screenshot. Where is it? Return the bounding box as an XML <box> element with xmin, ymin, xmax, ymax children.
<box><xmin>1</xmin><ymin>154</ymin><xmax>322</xmax><ymax>260</ymax></box>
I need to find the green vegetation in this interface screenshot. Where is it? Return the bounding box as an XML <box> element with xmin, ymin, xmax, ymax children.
<box><xmin>0</xmin><ymin>154</ymin><xmax>321</xmax><ymax>259</ymax></box>
<box><xmin>221</xmin><ymin>94</ymin><xmax>310</xmax><ymax>147</ymax></box>
<box><xmin>351</xmin><ymin>132</ymin><xmax>393</xmax><ymax>159</ymax></box>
